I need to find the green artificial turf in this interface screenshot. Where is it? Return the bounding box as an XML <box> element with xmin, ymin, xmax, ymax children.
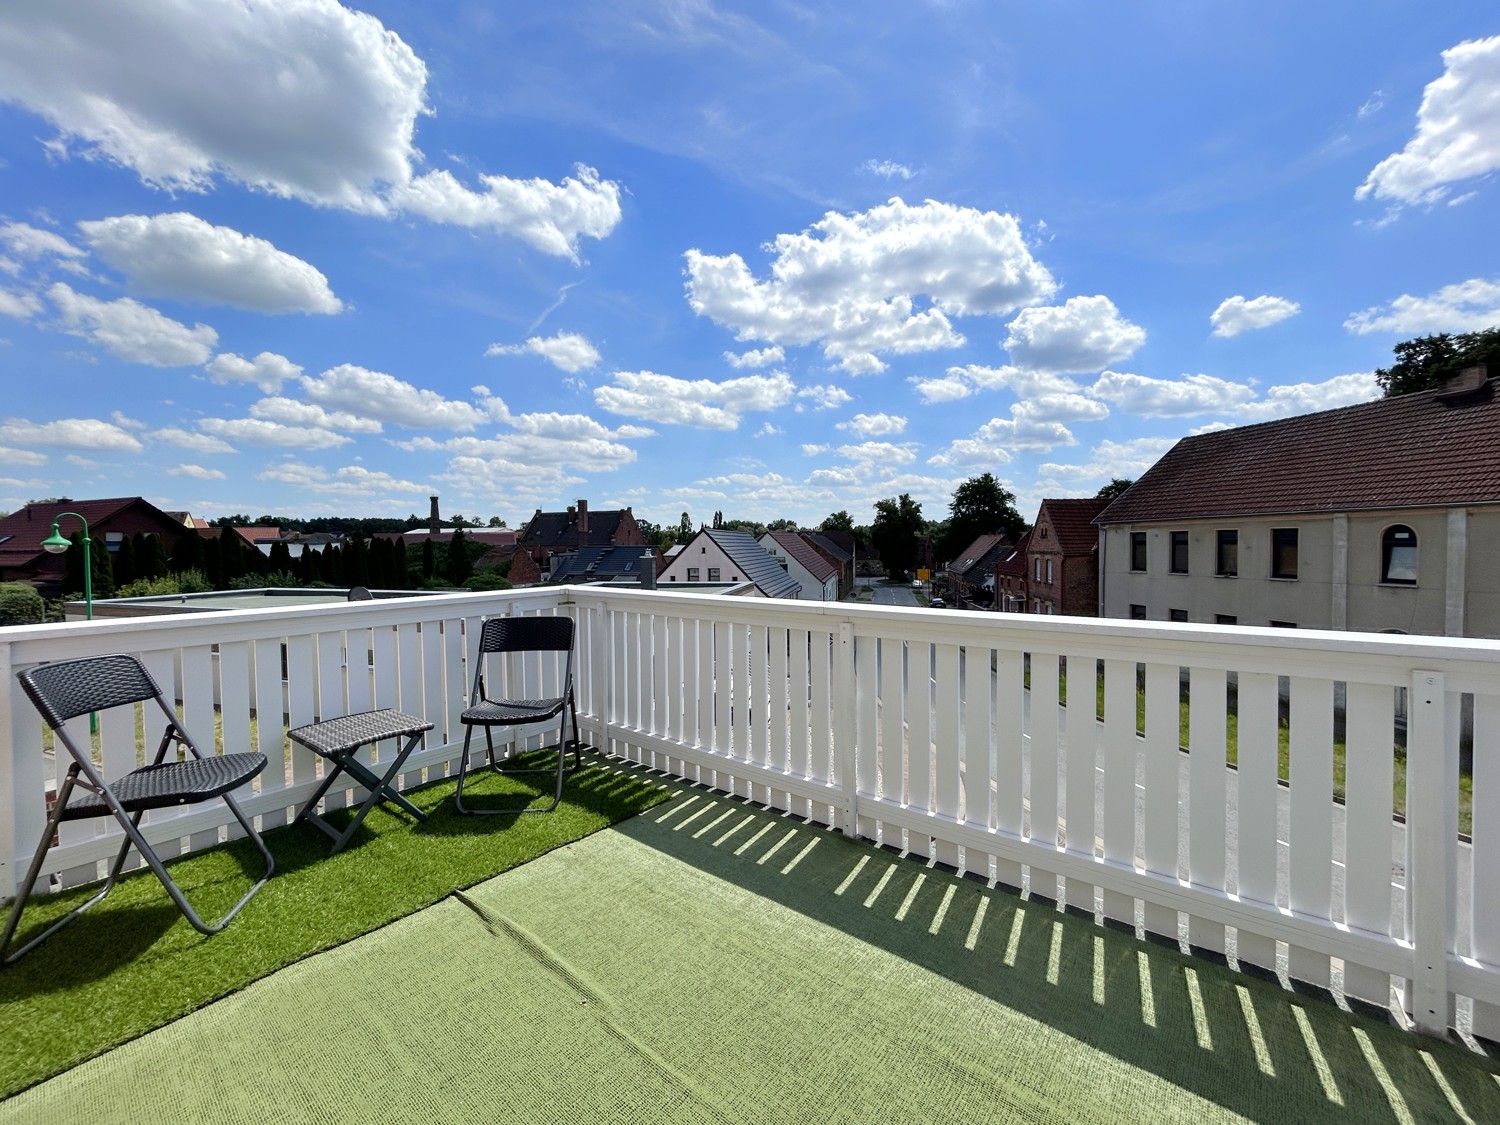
<box><xmin>0</xmin><ymin>750</ymin><xmax>670</xmax><ymax>1099</ymax></box>
<box><xmin>5</xmin><ymin>784</ymin><xmax>1499</xmax><ymax>1123</ymax></box>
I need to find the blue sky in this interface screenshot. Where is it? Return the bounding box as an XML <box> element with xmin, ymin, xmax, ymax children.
<box><xmin>1</xmin><ymin>2</ymin><xmax>1497</xmax><ymax>533</ymax></box>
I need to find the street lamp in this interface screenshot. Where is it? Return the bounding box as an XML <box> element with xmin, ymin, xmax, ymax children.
<box><xmin>41</xmin><ymin>513</ymin><xmax>93</xmax><ymax>621</ymax></box>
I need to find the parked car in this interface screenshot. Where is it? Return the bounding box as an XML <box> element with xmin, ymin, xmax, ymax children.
<box><xmin>929</xmin><ymin>597</ymin><xmax>945</xmax><ymax>608</ymax></box>
<box><xmin>910</xmin><ymin>579</ymin><xmax>923</xmax><ymax>589</ymax></box>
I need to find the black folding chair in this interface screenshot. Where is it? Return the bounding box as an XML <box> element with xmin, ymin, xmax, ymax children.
<box><xmin>456</xmin><ymin>616</ymin><xmax>581</xmax><ymax>816</ymax></box>
<box><xmin>1</xmin><ymin>654</ymin><xmax>275</xmax><ymax>964</ymax></box>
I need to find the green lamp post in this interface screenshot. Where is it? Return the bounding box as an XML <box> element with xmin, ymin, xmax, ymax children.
<box><xmin>41</xmin><ymin>513</ymin><xmax>93</xmax><ymax>621</ymax></box>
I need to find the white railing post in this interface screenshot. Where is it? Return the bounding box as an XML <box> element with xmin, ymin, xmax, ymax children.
<box><xmin>834</xmin><ymin>621</ymin><xmax>858</xmax><ymax>837</ymax></box>
<box><xmin>1407</xmin><ymin>669</ymin><xmax>1455</xmax><ymax>1036</ymax></box>
<box><xmin>0</xmin><ymin>640</ymin><xmax>14</xmax><ymax>900</ymax></box>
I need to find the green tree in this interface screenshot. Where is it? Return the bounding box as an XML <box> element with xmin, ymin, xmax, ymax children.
<box><xmin>678</xmin><ymin>511</ymin><xmax>694</xmax><ymax>539</ymax></box>
<box><xmin>266</xmin><ymin>539</ymin><xmax>293</xmax><ymax>579</ymax></box>
<box><xmin>1095</xmin><ymin>477</ymin><xmax>1135</xmax><ymax>503</ymax></box>
<box><xmin>111</xmin><ymin>534</ymin><xmax>137</xmax><ymax>588</ymax></box>
<box><xmin>937</xmin><ymin>473</ymin><xmax>1026</xmax><ymax>562</ymax></box>
<box><xmin>766</xmin><ymin>518</ymin><xmax>799</xmax><ymax>532</ymax></box>
<box><xmin>820</xmin><ymin>510</ymin><xmax>855</xmax><ymax>534</ymax></box>
<box><xmin>1374</xmin><ymin>328</ymin><xmax>1500</xmax><ymax>397</ymax></box>
<box><xmin>63</xmin><ymin>531</ymin><xmax>115</xmax><ymax>599</ymax></box>
<box><xmin>393</xmin><ymin>538</ymin><xmax>409</xmax><ymax>589</ymax></box>
<box><xmin>445</xmin><ymin>526</ymin><xmax>472</xmax><ymax>585</ymax></box>
<box><xmin>870</xmin><ymin>493</ymin><xmax>925</xmax><ymax>578</ymax></box>
<box><xmin>421</xmin><ymin>537</ymin><xmax>435</xmax><ymax>581</ymax></box>
<box><xmin>170</xmin><ymin>530</ymin><xmax>204</xmax><ymax>574</ymax></box>
<box><xmin>140</xmin><ymin>532</ymin><xmax>170</xmax><ymax>580</ymax></box>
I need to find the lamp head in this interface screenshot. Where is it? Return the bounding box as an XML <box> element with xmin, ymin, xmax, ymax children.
<box><xmin>41</xmin><ymin>521</ymin><xmax>72</xmax><ymax>555</ymax></box>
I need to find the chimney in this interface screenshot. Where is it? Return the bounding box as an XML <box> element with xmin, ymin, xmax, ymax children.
<box><xmin>577</xmin><ymin>498</ymin><xmax>589</xmax><ymax>546</ymax></box>
<box><xmin>429</xmin><ymin>496</ymin><xmax>441</xmax><ymax>536</ymax></box>
<box><xmin>639</xmin><ymin>550</ymin><xmax>657</xmax><ymax>590</ymax></box>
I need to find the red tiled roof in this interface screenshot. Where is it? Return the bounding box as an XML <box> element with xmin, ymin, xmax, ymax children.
<box><xmin>949</xmin><ymin>533</ymin><xmax>1008</xmax><ymax>577</ymax></box>
<box><xmin>765</xmin><ymin>530</ymin><xmax>839</xmax><ymax>583</ymax></box>
<box><xmin>1037</xmin><ymin>498</ymin><xmax>1109</xmax><ymax>554</ymax></box>
<box><xmin>1098</xmin><ymin>379</ymin><xmax>1500</xmax><ymax>524</ymax></box>
<box><xmin>0</xmin><ymin>497</ymin><xmax>144</xmax><ymax>558</ymax></box>
<box><xmin>995</xmin><ymin>532</ymin><xmax>1031</xmax><ymax>576</ymax></box>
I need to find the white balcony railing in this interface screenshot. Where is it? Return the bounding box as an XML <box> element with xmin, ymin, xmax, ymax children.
<box><xmin>2</xmin><ymin>586</ymin><xmax>1497</xmax><ymax>1041</ymax></box>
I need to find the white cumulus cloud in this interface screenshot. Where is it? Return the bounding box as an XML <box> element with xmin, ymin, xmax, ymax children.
<box><xmin>198</xmin><ymin>417</ymin><xmax>351</xmax><ymax>450</ymax></box>
<box><xmin>837</xmin><ymin>413</ymin><xmax>907</xmax><ymax>438</ymax></box>
<box><xmin>47</xmin><ymin>282</ymin><xmax>216</xmax><ymax>365</ymax></box>
<box><xmin>486</xmin><ymin>331</ymin><xmax>601</xmax><ymax>372</ymax></box>
<box><xmin>0</xmin><ymin>221</ymin><xmax>86</xmax><ymax>262</ymax></box>
<box><xmin>1003</xmin><ymin>295</ymin><xmax>1145</xmax><ymax>374</ymax></box>
<box><xmin>205</xmin><ymin>351</ymin><xmax>303</xmax><ymax>393</ymax></box>
<box><xmin>0</xmin><ymin>2</ymin><xmax>622</xmax><ymax>255</ymax></box>
<box><xmin>1209</xmin><ymin>294</ymin><xmax>1300</xmax><ymax>338</ymax></box>
<box><xmin>166</xmin><ymin>463</ymin><xmax>225</xmax><ymax>480</ymax></box>
<box><xmin>155</xmin><ymin>427</ymin><xmax>236</xmax><ymax>454</ymax></box>
<box><xmin>0</xmin><ymin>415</ymin><xmax>144</xmax><ymax>452</ymax></box>
<box><xmin>594</xmin><ymin>370</ymin><xmax>795</xmax><ymax>430</ymax></box>
<box><xmin>79</xmin><ymin>213</ymin><xmax>343</xmax><ymax>314</ymax></box>
<box><xmin>1234</xmin><ymin>373</ymin><xmax>1379</xmax><ymax>419</ymax></box>
<box><xmin>724</xmin><ymin>345</ymin><xmax>784</xmax><ymax>369</ymax></box>
<box><xmin>249</xmin><ymin>396</ymin><xmax>383</xmax><ymax>434</ymax></box>
<box><xmin>1343</xmin><ymin>277</ymin><xmax>1500</xmax><ymax>335</ymax></box>
<box><xmin>1357</xmin><ymin>35</ymin><xmax>1500</xmax><ymax>208</ymax></box>
<box><xmin>0</xmin><ymin>286</ymin><xmax>42</xmax><ymax>319</ymax></box>
<box><xmin>300</xmin><ymin>364</ymin><xmax>487</xmax><ymax>430</ymax></box>
<box><xmin>685</xmin><ymin>197</ymin><xmax>1056</xmax><ymax>374</ymax></box>
<box><xmin>1089</xmin><ymin>370</ymin><xmax>1259</xmax><ymax>417</ymax></box>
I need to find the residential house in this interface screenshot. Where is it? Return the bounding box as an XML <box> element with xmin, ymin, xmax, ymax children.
<box><xmin>758</xmin><ymin>531</ymin><xmax>840</xmax><ymax>601</ymax></box>
<box><xmin>549</xmin><ymin>545</ymin><xmax>661</xmax><ymax>586</ymax></box>
<box><xmin>658</xmin><ymin>529</ymin><xmax>801</xmax><ymax>598</ymax></box>
<box><xmin>1095</xmin><ymin>367</ymin><xmax>1500</xmax><ymax>636</ymax></box>
<box><xmin>994</xmin><ymin>532</ymin><xmax>1031</xmax><ymax>613</ymax></box>
<box><xmin>946</xmin><ymin>533</ymin><xmax>1011</xmax><ymax>608</ymax></box>
<box><xmin>0</xmin><ymin>497</ymin><xmax>190</xmax><ymax>593</ymax></box>
<box><xmin>1026</xmin><ymin>498</ymin><xmax>1109</xmax><ymax>617</ymax></box>
<box><xmin>516</xmin><ymin>499</ymin><xmax>648</xmax><ymax>582</ymax></box>
<box><xmin>799</xmin><ymin>531</ymin><xmax>854</xmax><ymax>597</ymax></box>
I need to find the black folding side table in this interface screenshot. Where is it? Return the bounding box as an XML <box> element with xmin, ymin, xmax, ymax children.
<box><xmin>289</xmin><ymin>709</ymin><xmax>434</xmax><ymax>854</ymax></box>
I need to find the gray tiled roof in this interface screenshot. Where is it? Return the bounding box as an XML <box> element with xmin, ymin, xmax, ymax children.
<box><xmin>1097</xmin><ymin>378</ymin><xmax>1500</xmax><ymax>523</ymax></box>
<box><xmin>704</xmin><ymin>529</ymin><xmax>801</xmax><ymax>598</ymax></box>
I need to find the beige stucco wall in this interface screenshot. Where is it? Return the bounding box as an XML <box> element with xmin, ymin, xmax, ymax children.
<box><xmin>1100</xmin><ymin>505</ymin><xmax>1500</xmax><ymax>638</ymax></box>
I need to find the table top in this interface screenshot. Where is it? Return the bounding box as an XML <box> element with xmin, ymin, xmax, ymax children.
<box><xmin>287</xmin><ymin>708</ymin><xmax>434</xmax><ymax>757</ymax></box>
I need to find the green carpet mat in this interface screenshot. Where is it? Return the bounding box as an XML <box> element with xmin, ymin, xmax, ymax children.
<box><xmin>5</xmin><ymin>783</ymin><xmax>1496</xmax><ymax>1123</ymax></box>
<box><xmin>0</xmin><ymin>751</ymin><xmax>669</xmax><ymax>1099</ymax></box>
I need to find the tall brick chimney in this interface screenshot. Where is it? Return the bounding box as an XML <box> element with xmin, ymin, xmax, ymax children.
<box><xmin>577</xmin><ymin>498</ymin><xmax>589</xmax><ymax>546</ymax></box>
<box><xmin>429</xmin><ymin>496</ymin><xmax>441</xmax><ymax>536</ymax></box>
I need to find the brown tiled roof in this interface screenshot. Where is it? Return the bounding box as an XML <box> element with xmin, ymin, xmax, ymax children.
<box><xmin>0</xmin><ymin>498</ymin><xmax>146</xmax><ymax>564</ymax></box>
<box><xmin>765</xmin><ymin>530</ymin><xmax>839</xmax><ymax>583</ymax></box>
<box><xmin>1098</xmin><ymin>379</ymin><xmax>1500</xmax><ymax>523</ymax></box>
<box><xmin>949</xmin><ymin>533</ymin><xmax>1008</xmax><ymax>578</ymax></box>
<box><xmin>995</xmin><ymin>531</ymin><xmax>1032</xmax><ymax>577</ymax></box>
<box><xmin>1038</xmin><ymin>498</ymin><xmax>1109</xmax><ymax>554</ymax></box>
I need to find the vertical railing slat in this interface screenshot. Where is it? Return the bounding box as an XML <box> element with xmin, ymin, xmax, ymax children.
<box><xmin>991</xmin><ymin>649</ymin><xmax>1024</xmax><ymax>889</ymax></box>
<box><xmin>1234</xmin><ymin>671</ymin><xmax>1280</xmax><ymax>975</ymax></box>
<box><xmin>1029</xmin><ymin>652</ymin><xmax>1061</xmax><ymax>903</ymax></box>
<box><xmin>1187</xmin><ymin>666</ymin><xmax>1227</xmax><ymax>953</ymax></box>
<box><xmin>1343</xmin><ymin>681</ymin><xmax>1397</xmax><ymax>1010</ymax></box>
<box><xmin>933</xmin><ymin>641</ymin><xmax>960</xmax><ymax>869</ymax></box>
<box><xmin>1469</xmin><ymin>692</ymin><xmax>1500</xmax><ymax>1040</ymax></box>
<box><xmin>1100</xmin><ymin>658</ymin><xmax>1136</xmax><ymax>926</ymax></box>
<box><xmin>1141</xmin><ymin>662</ymin><xmax>1179</xmax><ymax>941</ymax></box>
<box><xmin>1063</xmin><ymin>655</ymin><xmax>1097</xmax><ymax>914</ymax></box>
<box><xmin>1287</xmin><ymin>676</ymin><xmax>1336</xmax><ymax>988</ymax></box>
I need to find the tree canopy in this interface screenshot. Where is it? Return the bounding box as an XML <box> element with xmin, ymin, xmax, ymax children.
<box><xmin>1095</xmin><ymin>478</ymin><xmax>1134</xmax><ymax>502</ymax></box>
<box><xmin>870</xmin><ymin>493</ymin><xmax>925</xmax><ymax>578</ymax></box>
<box><xmin>1375</xmin><ymin>328</ymin><xmax>1500</xmax><ymax>397</ymax></box>
<box><xmin>937</xmin><ymin>473</ymin><xmax>1026</xmax><ymax>562</ymax></box>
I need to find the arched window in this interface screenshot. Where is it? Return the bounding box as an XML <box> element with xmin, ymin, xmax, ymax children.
<box><xmin>1381</xmin><ymin>525</ymin><xmax>1417</xmax><ymax>584</ymax></box>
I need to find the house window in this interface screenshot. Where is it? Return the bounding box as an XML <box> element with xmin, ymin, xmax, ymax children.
<box><xmin>1270</xmin><ymin>528</ymin><xmax>1298</xmax><ymax>579</ymax></box>
<box><xmin>708</xmin><ymin>567</ymin><xmax>721</xmax><ymax>582</ymax></box>
<box><xmin>1170</xmin><ymin>531</ymin><xmax>1189</xmax><ymax>574</ymax></box>
<box><xmin>1269</xmin><ymin>620</ymin><xmax>1297</xmax><ymax>628</ymax></box>
<box><xmin>1129</xmin><ymin>604</ymin><xmax>1147</xmax><ymax>620</ymax></box>
<box><xmin>1169</xmin><ymin>609</ymin><xmax>1189</xmax><ymax>622</ymax></box>
<box><xmin>1045</xmin><ymin>559</ymin><xmax>1053</xmax><ymax>584</ymax></box>
<box><xmin>1215</xmin><ymin>530</ymin><xmax>1238</xmax><ymax>577</ymax></box>
<box><xmin>1130</xmin><ymin>532</ymin><xmax>1147</xmax><ymax>572</ymax></box>
<box><xmin>1215</xmin><ymin>613</ymin><xmax>1237</xmax><ymax>625</ymax></box>
<box><xmin>1382</xmin><ymin>525</ymin><xmax>1417</xmax><ymax>584</ymax></box>
<box><xmin>686</xmin><ymin>567</ymin><xmax>700</xmax><ymax>582</ymax></box>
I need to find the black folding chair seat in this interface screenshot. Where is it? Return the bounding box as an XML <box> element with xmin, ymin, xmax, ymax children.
<box><xmin>1</xmin><ymin>653</ymin><xmax>275</xmax><ymax>964</ymax></box>
<box><xmin>57</xmin><ymin>754</ymin><xmax>267</xmax><ymax>819</ymax></box>
<box><xmin>456</xmin><ymin>616</ymin><xmax>581</xmax><ymax>816</ymax></box>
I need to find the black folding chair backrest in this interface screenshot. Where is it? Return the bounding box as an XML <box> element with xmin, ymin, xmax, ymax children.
<box><xmin>18</xmin><ymin>652</ymin><xmax>161</xmax><ymax>728</ymax></box>
<box><xmin>477</xmin><ymin>615</ymin><xmax>574</xmax><ymax>656</ymax></box>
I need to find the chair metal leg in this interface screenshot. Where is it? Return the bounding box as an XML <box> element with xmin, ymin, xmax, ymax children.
<box><xmin>454</xmin><ymin>702</ymin><xmax>581</xmax><ymax>817</ymax></box>
<box><xmin>1</xmin><ymin>779</ymin><xmax>275</xmax><ymax>963</ymax></box>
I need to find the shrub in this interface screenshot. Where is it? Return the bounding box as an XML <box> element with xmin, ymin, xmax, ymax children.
<box><xmin>0</xmin><ymin>582</ymin><xmax>45</xmax><ymax>626</ymax></box>
<box><xmin>463</xmin><ymin>570</ymin><xmax>513</xmax><ymax>592</ymax></box>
